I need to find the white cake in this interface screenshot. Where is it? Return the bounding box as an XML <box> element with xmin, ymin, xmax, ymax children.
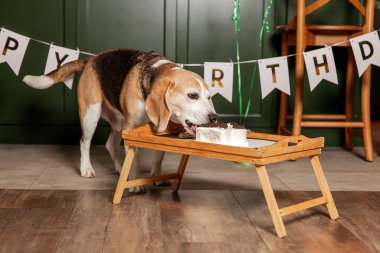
<box><xmin>196</xmin><ymin>123</ymin><xmax>249</xmax><ymax>147</ymax></box>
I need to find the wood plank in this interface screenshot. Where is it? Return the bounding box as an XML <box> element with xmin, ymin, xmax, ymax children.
<box><xmin>309</xmin><ymin>191</ymin><xmax>380</xmax><ymax>253</ymax></box>
<box><xmin>103</xmin><ymin>190</ymin><xmax>165</xmax><ymax>253</ymax></box>
<box><xmin>159</xmin><ymin>190</ymin><xmax>271</xmax><ymax>253</ymax></box>
<box><xmin>234</xmin><ymin>191</ymin><xmax>374</xmax><ymax>253</ymax></box>
<box><xmin>0</xmin><ymin>190</ymin><xmax>78</xmax><ymax>253</ymax></box>
<box><xmin>55</xmin><ymin>190</ymin><xmax>115</xmax><ymax>253</ymax></box>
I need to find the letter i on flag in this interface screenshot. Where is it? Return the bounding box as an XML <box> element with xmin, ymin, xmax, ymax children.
<box><xmin>204</xmin><ymin>62</ymin><xmax>234</xmax><ymax>102</ymax></box>
<box><xmin>0</xmin><ymin>28</ymin><xmax>30</xmax><ymax>75</ymax></box>
<box><xmin>350</xmin><ymin>31</ymin><xmax>380</xmax><ymax>77</ymax></box>
<box><xmin>44</xmin><ymin>45</ymin><xmax>79</xmax><ymax>89</ymax></box>
<box><xmin>303</xmin><ymin>46</ymin><xmax>338</xmax><ymax>91</ymax></box>
<box><xmin>258</xmin><ymin>56</ymin><xmax>290</xmax><ymax>99</ymax></box>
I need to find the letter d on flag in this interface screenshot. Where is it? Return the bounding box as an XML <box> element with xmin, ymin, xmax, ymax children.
<box><xmin>0</xmin><ymin>28</ymin><xmax>30</xmax><ymax>75</ymax></box>
<box><xmin>44</xmin><ymin>45</ymin><xmax>79</xmax><ymax>89</ymax></box>
<box><xmin>350</xmin><ymin>31</ymin><xmax>380</xmax><ymax>77</ymax></box>
<box><xmin>204</xmin><ymin>62</ymin><xmax>234</xmax><ymax>102</ymax></box>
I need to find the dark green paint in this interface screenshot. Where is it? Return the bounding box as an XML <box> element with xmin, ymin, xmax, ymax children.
<box><xmin>0</xmin><ymin>0</ymin><xmax>372</xmax><ymax>145</ymax></box>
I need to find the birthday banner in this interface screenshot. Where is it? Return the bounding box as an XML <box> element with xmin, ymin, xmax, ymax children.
<box><xmin>1</xmin><ymin>28</ymin><xmax>380</xmax><ymax>102</ymax></box>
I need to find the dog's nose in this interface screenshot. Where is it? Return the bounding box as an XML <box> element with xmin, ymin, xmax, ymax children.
<box><xmin>208</xmin><ymin>113</ymin><xmax>218</xmax><ymax>123</ymax></box>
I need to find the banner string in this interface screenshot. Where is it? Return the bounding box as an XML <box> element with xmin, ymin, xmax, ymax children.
<box><xmin>3</xmin><ymin>27</ymin><xmax>380</xmax><ymax>67</ymax></box>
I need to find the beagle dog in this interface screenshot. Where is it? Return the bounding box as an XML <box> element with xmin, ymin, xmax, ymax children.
<box><xmin>23</xmin><ymin>49</ymin><xmax>217</xmax><ymax>193</ymax></box>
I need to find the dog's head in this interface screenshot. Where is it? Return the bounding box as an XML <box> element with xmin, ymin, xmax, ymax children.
<box><xmin>145</xmin><ymin>69</ymin><xmax>217</xmax><ymax>134</ymax></box>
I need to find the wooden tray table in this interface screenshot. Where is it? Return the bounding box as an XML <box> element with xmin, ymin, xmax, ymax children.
<box><xmin>113</xmin><ymin>123</ymin><xmax>339</xmax><ymax>238</ymax></box>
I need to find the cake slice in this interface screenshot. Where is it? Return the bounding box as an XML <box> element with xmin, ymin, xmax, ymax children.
<box><xmin>195</xmin><ymin>122</ymin><xmax>249</xmax><ymax>147</ymax></box>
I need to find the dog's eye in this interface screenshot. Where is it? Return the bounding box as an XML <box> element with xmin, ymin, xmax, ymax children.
<box><xmin>188</xmin><ymin>93</ymin><xmax>199</xmax><ymax>100</ymax></box>
<box><xmin>208</xmin><ymin>96</ymin><xmax>211</xmax><ymax>100</ymax></box>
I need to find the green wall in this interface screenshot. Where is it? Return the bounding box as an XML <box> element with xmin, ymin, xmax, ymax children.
<box><xmin>0</xmin><ymin>0</ymin><xmax>366</xmax><ymax>145</ymax></box>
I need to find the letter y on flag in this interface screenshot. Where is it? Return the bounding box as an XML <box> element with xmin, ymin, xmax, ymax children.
<box><xmin>44</xmin><ymin>45</ymin><xmax>79</xmax><ymax>89</ymax></box>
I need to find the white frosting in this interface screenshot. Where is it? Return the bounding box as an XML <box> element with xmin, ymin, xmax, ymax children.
<box><xmin>196</xmin><ymin>124</ymin><xmax>249</xmax><ymax>147</ymax></box>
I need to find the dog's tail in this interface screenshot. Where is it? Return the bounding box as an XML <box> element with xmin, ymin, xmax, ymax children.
<box><xmin>23</xmin><ymin>58</ymin><xmax>90</xmax><ymax>89</ymax></box>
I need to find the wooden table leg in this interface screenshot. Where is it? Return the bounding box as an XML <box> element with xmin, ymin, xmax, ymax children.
<box><xmin>113</xmin><ymin>147</ymin><xmax>136</xmax><ymax>204</ymax></box>
<box><xmin>256</xmin><ymin>165</ymin><xmax>287</xmax><ymax>237</ymax></box>
<box><xmin>172</xmin><ymin>154</ymin><xmax>189</xmax><ymax>193</ymax></box>
<box><xmin>310</xmin><ymin>155</ymin><xmax>339</xmax><ymax>219</ymax></box>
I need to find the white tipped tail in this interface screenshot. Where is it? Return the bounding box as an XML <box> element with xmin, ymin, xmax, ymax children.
<box><xmin>23</xmin><ymin>75</ymin><xmax>55</xmax><ymax>89</ymax></box>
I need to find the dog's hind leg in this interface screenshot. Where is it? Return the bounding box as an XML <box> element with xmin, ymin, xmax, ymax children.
<box><xmin>79</xmin><ymin>103</ymin><xmax>101</xmax><ymax>178</ymax></box>
<box><xmin>151</xmin><ymin>151</ymin><xmax>170</xmax><ymax>186</ymax></box>
<box><xmin>101</xmin><ymin>106</ymin><xmax>124</xmax><ymax>173</ymax></box>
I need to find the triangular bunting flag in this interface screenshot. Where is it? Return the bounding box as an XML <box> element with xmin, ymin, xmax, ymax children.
<box><xmin>350</xmin><ymin>31</ymin><xmax>380</xmax><ymax>77</ymax></box>
<box><xmin>0</xmin><ymin>28</ymin><xmax>30</xmax><ymax>75</ymax></box>
<box><xmin>204</xmin><ymin>62</ymin><xmax>234</xmax><ymax>102</ymax></box>
<box><xmin>258</xmin><ymin>56</ymin><xmax>290</xmax><ymax>99</ymax></box>
<box><xmin>44</xmin><ymin>44</ymin><xmax>79</xmax><ymax>89</ymax></box>
<box><xmin>303</xmin><ymin>47</ymin><xmax>338</xmax><ymax>91</ymax></box>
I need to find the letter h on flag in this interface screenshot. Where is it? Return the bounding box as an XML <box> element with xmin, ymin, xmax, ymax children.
<box><xmin>303</xmin><ymin>46</ymin><xmax>338</xmax><ymax>91</ymax></box>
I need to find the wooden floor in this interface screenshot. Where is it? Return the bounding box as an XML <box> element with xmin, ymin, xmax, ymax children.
<box><xmin>0</xmin><ymin>122</ymin><xmax>379</xmax><ymax>252</ymax></box>
<box><xmin>0</xmin><ymin>189</ymin><xmax>379</xmax><ymax>253</ymax></box>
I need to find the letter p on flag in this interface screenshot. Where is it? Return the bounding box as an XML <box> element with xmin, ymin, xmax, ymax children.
<box><xmin>204</xmin><ymin>62</ymin><xmax>234</xmax><ymax>102</ymax></box>
<box><xmin>0</xmin><ymin>28</ymin><xmax>30</xmax><ymax>75</ymax></box>
<box><xmin>350</xmin><ymin>31</ymin><xmax>380</xmax><ymax>77</ymax></box>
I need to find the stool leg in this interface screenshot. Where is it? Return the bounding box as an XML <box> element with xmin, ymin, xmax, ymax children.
<box><xmin>361</xmin><ymin>68</ymin><xmax>374</xmax><ymax>161</ymax></box>
<box><xmin>256</xmin><ymin>165</ymin><xmax>287</xmax><ymax>237</ymax></box>
<box><xmin>172</xmin><ymin>154</ymin><xmax>189</xmax><ymax>193</ymax></box>
<box><xmin>344</xmin><ymin>49</ymin><xmax>354</xmax><ymax>150</ymax></box>
<box><xmin>277</xmin><ymin>32</ymin><xmax>289</xmax><ymax>135</ymax></box>
<box><xmin>113</xmin><ymin>147</ymin><xmax>136</xmax><ymax>204</ymax></box>
<box><xmin>292</xmin><ymin>0</ymin><xmax>306</xmax><ymax>137</ymax></box>
<box><xmin>310</xmin><ymin>156</ymin><xmax>339</xmax><ymax>219</ymax></box>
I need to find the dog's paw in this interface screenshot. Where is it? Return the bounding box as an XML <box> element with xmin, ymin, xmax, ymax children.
<box><xmin>81</xmin><ymin>168</ymin><xmax>96</xmax><ymax>178</ymax></box>
<box><xmin>128</xmin><ymin>186</ymin><xmax>146</xmax><ymax>194</ymax></box>
<box><xmin>153</xmin><ymin>180</ymin><xmax>171</xmax><ymax>186</ymax></box>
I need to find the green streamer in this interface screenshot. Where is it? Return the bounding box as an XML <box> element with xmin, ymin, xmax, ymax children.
<box><xmin>243</xmin><ymin>0</ymin><xmax>273</xmax><ymax>124</ymax></box>
<box><xmin>232</xmin><ymin>0</ymin><xmax>242</xmax><ymax>124</ymax></box>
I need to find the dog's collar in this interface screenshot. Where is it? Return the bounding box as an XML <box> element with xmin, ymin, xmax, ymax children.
<box><xmin>139</xmin><ymin>52</ymin><xmax>177</xmax><ymax>100</ymax></box>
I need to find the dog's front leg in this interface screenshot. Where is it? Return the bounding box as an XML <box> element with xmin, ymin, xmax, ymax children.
<box><xmin>125</xmin><ymin>146</ymin><xmax>146</xmax><ymax>194</ymax></box>
<box><xmin>150</xmin><ymin>151</ymin><xmax>170</xmax><ymax>186</ymax></box>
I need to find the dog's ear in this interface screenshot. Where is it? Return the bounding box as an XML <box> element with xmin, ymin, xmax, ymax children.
<box><xmin>145</xmin><ymin>79</ymin><xmax>174</xmax><ymax>132</ymax></box>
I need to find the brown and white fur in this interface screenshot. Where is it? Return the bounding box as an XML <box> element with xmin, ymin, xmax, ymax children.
<box><xmin>23</xmin><ymin>49</ymin><xmax>217</xmax><ymax>193</ymax></box>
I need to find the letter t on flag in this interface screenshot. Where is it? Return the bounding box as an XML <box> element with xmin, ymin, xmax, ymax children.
<box><xmin>258</xmin><ymin>56</ymin><xmax>290</xmax><ymax>99</ymax></box>
<box><xmin>0</xmin><ymin>28</ymin><xmax>30</xmax><ymax>75</ymax></box>
<box><xmin>350</xmin><ymin>31</ymin><xmax>380</xmax><ymax>77</ymax></box>
<box><xmin>303</xmin><ymin>47</ymin><xmax>338</xmax><ymax>91</ymax></box>
<box><xmin>204</xmin><ymin>62</ymin><xmax>234</xmax><ymax>102</ymax></box>
<box><xmin>44</xmin><ymin>45</ymin><xmax>79</xmax><ymax>89</ymax></box>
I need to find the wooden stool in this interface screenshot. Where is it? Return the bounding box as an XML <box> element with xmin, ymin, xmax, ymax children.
<box><xmin>113</xmin><ymin>123</ymin><xmax>339</xmax><ymax>238</ymax></box>
<box><xmin>277</xmin><ymin>0</ymin><xmax>376</xmax><ymax>161</ymax></box>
